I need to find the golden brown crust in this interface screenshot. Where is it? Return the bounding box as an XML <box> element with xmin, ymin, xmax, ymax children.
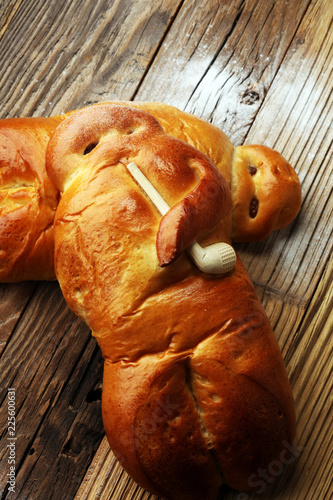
<box><xmin>48</xmin><ymin>104</ymin><xmax>296</xmax><ymax>498</ymax></box>
<box><xmin>0</xmin><ymin>102</ymin><xmax>301</xmax><ymax>282</ymax></box>
<box><xmin>47</xmin><ymin>104</ymin><xmax>232</xmax><ymax>267</ymax></box>
<box><xmin>114</xmin><ymin>101</ymin><xmax>234</xmax><ymax>185</ymax></box>
<box><xmin>0</xmin><ymin>117</ymin><xmax>64</xmax><ymax>281</ymax></box>
<box><xmin>103</xmin><ymin>357</ymin><xmax>222</xmax><ymax>500</ymax></box>
<box><xmin>231</xmin><ymin>145</ymin><xmax>302</xmax><ymax>241</ymax></box>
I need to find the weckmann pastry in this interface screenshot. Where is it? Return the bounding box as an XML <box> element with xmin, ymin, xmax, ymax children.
<box><xmin>40</xmin><ymin>103</ymin><xmax>300</xmax><ymax>499</ymax></box>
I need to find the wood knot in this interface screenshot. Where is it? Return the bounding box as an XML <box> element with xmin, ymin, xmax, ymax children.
<box><xmin>240</xmin><ymin>87</ymin><xmax>260</xmax><ymax>105</ymax></box>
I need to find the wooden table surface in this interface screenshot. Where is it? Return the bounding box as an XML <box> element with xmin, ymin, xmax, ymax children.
<box><xmin>0</xmin><ymin>1</ymin><xmax>332</xmax><ymax>499</ymax></box>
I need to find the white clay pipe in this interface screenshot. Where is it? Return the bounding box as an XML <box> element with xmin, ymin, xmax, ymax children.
<box><xmin>126</xmin><ymin>162</ymin><xmax>237</xmax><ymax>275</ymax></box>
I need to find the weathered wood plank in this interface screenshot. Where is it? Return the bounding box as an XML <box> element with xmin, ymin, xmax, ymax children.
<box><xmin>278</xmin><ymin>257</ymin><xmax>333</xmax><ymax>500</ymax></box>
<box><xmin>0</xmin><ymin>0</ymin><xmax>331</xmax><ymax>499</ymax></box>
<box><xmin>0</xmin><ymin>0</ymin><xmax>23</xmax><ymax>38</ymax></box>
<box><xmin>0</xmin><ymin>282</ymin><xmax>36</xmax><ymax>356</ymax></box>
<box><xmin>69</xmin><ymin>1</ymin><xmax>332</xmax><ymax>498</ymax></box>
<box><xmin>75</xmin><ymin>437</ymin><xmax>155</xmax><ymax>500</ymax></box>
<box><xmin>0</xmin><ymin>282</ymin><xmax>104</xmax><ymax>499</ymax></box>
<box><xmin>236</xmin><ymin>0</ymin><xmax>333</xmax><ymax>303</ymax></box>
<box><xmin>0</xmin><ymin>0</ymin><xmax>183</xmax><ymax>119</ymax></box>
<box><xmin>135</xmin><ymin>0</ymin><xmax>310</xmax><ymax>144</ymax></box>
<box><xmin>15</xmin><ymin>340</ymin><xmax>104</xmax><ymax>500</ymax></box>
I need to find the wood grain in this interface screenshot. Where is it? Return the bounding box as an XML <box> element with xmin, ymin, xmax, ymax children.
<box><xmin>0</xmin><ymin>282</ymin><xmax>36</xmax><ymax>356</ymax></box>
<box><xmin>0</xmin><ymin>0</ymin><xmax>332</xmax><ymax>499</ymax></box>
<box><xmin>0</xmin><ymin>0</ymin><xmax>183</xmax><ymax>118</ymax></box>
<box><xmin>133</xmin><ymin>0</ymin><xmax>333</xmax><ymax>300</ymax></box>
<box><xmin>282</xmin><ymin>257</ymin><xmax>333</xmax><ymax>500</ymax></box>
<box><xmin>75</xmin><ymin>437</ymin><xmax>154</xmax><ymax>500</ymax></box>
<box><xmin>135</xmin><ymin>0</ymin><xmax>311</xmax><ymax>143</ymax></box>
<box><xmin>0</xmin><ymin>283</ymin><xmax>104</xmax><ymax>499</ymax></box>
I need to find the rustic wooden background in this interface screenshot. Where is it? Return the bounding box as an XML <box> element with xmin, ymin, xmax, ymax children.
<box><xmin>0</xmin><ymin>0</ymin><xmax>332</xmax><ymax>499</ymax></box>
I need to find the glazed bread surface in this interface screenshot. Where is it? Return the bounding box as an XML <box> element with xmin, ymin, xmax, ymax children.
<box><xmin>231</xmin><ymin>144</ymin><xmax>302</xmax><ymax>241</ymax></box>
<box><xmin>0</xmin><ymin>101</ymin><xmax>301</xmax><ymax>282</ymax></box>
<box><xmin>47</xmin><ymin>104</ymin><xmax>296</xmax><ymax>499</ymax></box>
<box><xmin>0</xmin><ymin>116</ymin><xmax>65</xmax><ymax>281</ymax></box>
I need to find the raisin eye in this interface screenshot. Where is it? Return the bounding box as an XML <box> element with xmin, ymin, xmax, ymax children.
<box><xmin>248</xmin><ymin>165</ymin><xmax>257</xmax><ymax>176</ymax></box>
<box><xmin>249</xmin><ymin>197</ymin><xmax>259</xmax><ymax>218</ymax></box>
<box><xmin>83</xmin><ymin>142</ymin><xmax>98</xmax><ymax>155</ymax></box>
